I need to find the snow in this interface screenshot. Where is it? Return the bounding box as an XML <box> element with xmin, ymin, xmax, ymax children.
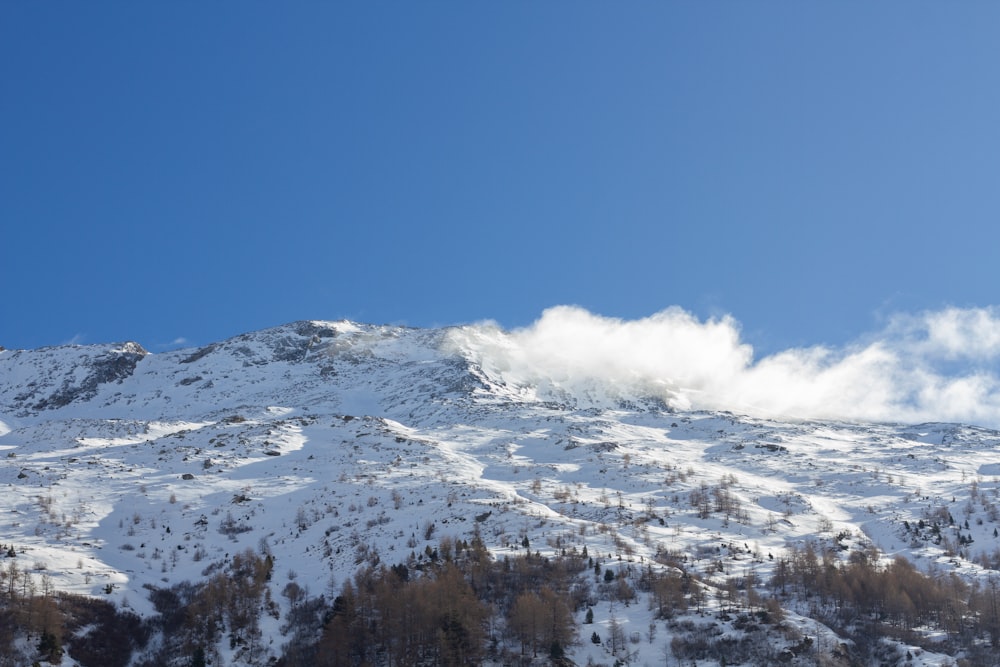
<box><xmin>2</xmin><ymin>319</ymin><xmax>1000</xmax><ymax>664</ymax></box>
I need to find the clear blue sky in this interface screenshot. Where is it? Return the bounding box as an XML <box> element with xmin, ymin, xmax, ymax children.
<box><xmin>3</xmin><ymin>3</ymin><xmax>1000</xmax><ymax>355</ymax></box>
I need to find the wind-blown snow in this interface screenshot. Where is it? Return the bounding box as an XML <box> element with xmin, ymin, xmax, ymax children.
<box><xmin>448</xmin><ymin>305</ymin><xmax>1000</xmax><ymax>426</ymax></box>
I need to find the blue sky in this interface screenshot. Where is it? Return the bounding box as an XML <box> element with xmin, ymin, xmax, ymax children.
<box><xmin>3</xmin><ymin>3</ymin><xmax>1000</xmax><ymax>357</ymax></box>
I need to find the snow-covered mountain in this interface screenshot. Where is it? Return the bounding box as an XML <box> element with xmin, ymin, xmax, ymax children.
<box><xmin>3</xmin><ymin>320</ymin><xmax>1000</xmax><ymax>666</ymax></box>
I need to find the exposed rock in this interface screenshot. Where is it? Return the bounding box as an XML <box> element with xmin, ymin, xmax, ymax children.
<box><xmin>32</xmin><ymin>342</ymin><xmax>148</xmax><ymax>411</ymax></box>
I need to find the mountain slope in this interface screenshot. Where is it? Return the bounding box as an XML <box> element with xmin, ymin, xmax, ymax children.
<box><xmin>2</xmin><ymin>320</ymin><xmax>999</xmax><ymax>666</ymax></box>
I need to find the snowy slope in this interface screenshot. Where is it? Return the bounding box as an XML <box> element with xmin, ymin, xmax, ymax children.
<box><xmin>2</xmin><ymin>320</ymin><xmax>999</xmax><ymax>666</ymax></box>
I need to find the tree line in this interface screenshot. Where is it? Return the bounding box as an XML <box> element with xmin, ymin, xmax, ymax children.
<box><xmin>7</xmin><ymin>530</ymin><xmax>1000</xmax><ymax>666</ymax></box>
<box><xmin>772</xmin><ymin>540</ymin><xmax>1000</xmax><ymax>664</ymax></box>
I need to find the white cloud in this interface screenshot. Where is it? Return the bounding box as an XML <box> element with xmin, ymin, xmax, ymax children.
<box><xmin>886</xmin><ymin>307</ymin><xmax>1000</xmax><ymax>361</ymax></box>
<box><xmin>447</xmin><ymin>305</ymin><xmax>1000</xmax><ymax>427</ymax></box>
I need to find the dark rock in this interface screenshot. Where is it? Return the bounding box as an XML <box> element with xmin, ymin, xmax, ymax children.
<box><xmin>33</xmin><ymin>342</ymin><xmax>148</xmax><ymax>411</ymax></box>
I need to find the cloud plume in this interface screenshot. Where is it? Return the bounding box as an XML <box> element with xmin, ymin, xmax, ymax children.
<box><xmin>447</xmin><ymin>305</ymin><xmax>1000</xmax><ymax>427</ymax></box>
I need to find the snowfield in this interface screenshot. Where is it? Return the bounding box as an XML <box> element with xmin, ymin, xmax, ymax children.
<box><xmin>2</xmin><ymin>320</ymin><xmax>998</xmax><ymax>666</ymax></box>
